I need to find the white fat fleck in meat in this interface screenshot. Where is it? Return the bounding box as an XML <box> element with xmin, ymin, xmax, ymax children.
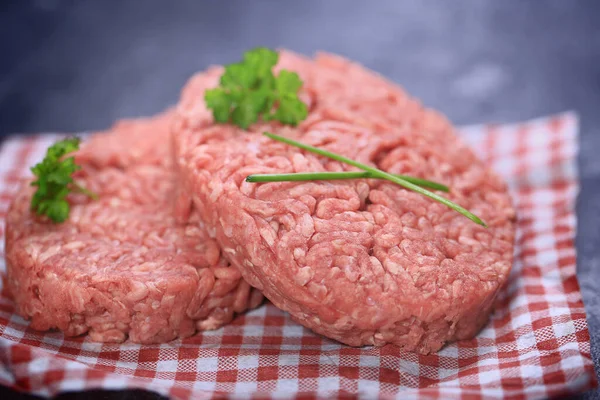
<box><xmin>293</xmin><ymin>247</ymin><xmax>306</xmax><ymax>260</ymax></box>
<box><xmin>383</xmin><ymin>259</ymin><xmax>401</xmax><ymax>275</ymax></box>
<box><xmin>63</xmin><ymin>241</ymin><xmax>85</xmax><ymax>250</ymax></box>
<box><xmin>220</xmin><ymin>217</ymin><xmax>233</xmax><ymax>238</ymax></box>
<box><xmin>126</xmin><ymin>281</ymin><xmax>149</xmax><ymax>302</ymax></box>
<box><xmin>259</xmin><ymin>226</ymin><xmax>277</xmax><ymax>247</ymax></box>
<box><xmin>294</xmin><ymin>266</ymin><xmax>314</xmax><ymax>286</ymax></box>
<box><xmin>37</xmin><ymin>245</ymin><xmax>61</xmax><ymax>263</ymax></box>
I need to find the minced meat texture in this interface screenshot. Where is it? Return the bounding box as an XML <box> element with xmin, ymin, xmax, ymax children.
<box><xmin>76</xmin><ymin>111</ymin><xmax>173</xmax><ymax>169</ymax></box>
<box><xmin>172</xmin><ymin>51</ymin><xmax>516</xmax><ymax>353</ymax></box>
<box><xmin>5</xmin><ymin>115</ymin><xmax>262</xmax><ymax>343</ymax></box>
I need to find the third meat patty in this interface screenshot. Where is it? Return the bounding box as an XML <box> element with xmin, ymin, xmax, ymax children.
<box><xmin>172</xmin><ymin>50</ymin><xmax>516</xmax><ymax>354</ymax></box>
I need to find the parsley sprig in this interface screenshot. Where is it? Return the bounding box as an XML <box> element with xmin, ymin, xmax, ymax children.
<box><xmin>30</xmin><ymin>137</ymin><xmax>97</xmax><ymax>223</ymax></box>
<box><xmin>204</xmin><ymin>47</ymin><xmax>308</xmax><ymax>129</ymax></box>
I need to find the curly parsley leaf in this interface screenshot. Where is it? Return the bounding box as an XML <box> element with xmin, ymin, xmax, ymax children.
<box><xmin>30</xmin><ymin>137</ymin><xmax>97</xmax><ymax>223</ymax></box>
<box><xmin>204</xmin><ymin>88</ymin><xmax>232</xmax><ymax>123</ymax></box>
<box><xmin>204</xmin><ymin>47</ymin><xmax>308</xmax><ymax>129</ymax></box>
<box><xmin>275</xmin><ymin>70</ymin><xmax>303</xmax><ymax>93</ymax></box>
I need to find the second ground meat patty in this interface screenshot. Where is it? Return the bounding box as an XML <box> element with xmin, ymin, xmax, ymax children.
<box><xmin>5</xmin><ymin>115</ymin><xmax>262</xmax><ymax>343</ymax></box>
<box><xmin>172</xmin><ymin>51</ymin><xmax>516</xmax><ymax>353</ymax></box>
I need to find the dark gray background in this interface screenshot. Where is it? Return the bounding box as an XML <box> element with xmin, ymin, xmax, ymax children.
<box><xmin>1</xmin><ymin>1</ymin><xmax>599</xmax><ymax>399</ymax></box>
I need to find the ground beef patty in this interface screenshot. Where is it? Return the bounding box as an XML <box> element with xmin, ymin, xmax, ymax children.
<box><xmin>5</xmin><ymin>115</ymin><xmax>262</xmax><ymax>343</ymax></box>
<box><xmin>76</xmin><ymin>111</ymin><xmax>173</xmax><ymax>169</ymax></box>
<box><xmin>172</xmin><ymin>51</ymin><xmax>516</xmax><ymax>353</ymax></box>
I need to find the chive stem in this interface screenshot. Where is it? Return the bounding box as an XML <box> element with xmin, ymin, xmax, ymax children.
<box><xmin>71</xmin><ymin>182</ymin><xmax>99</xmax><ymax>200</ymax></box>
<box><xmin>261</xmin><ymin>132</ymin><xmax>486</xmax><ymax>227</ymax></box>
<box><xmin>246</xmin><ymin>172</ymin><xmax>449</xmax><ymax>192</ymax></box>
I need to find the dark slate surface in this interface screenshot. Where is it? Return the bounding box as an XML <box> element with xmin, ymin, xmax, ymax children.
<box><xmin>0</xmin><ymin>1</ymin><xmax>599</xmax><ymax>399</ymax></box>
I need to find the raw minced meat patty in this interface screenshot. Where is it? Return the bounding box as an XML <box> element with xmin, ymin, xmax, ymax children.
<box><xmin>4</xmin><ymin>115</ymin><xmax>262</xmax><ymax>343</ymax></box>
<box><xmin>172</xmin><ymin>51</ymin><xmax>516</xmax><ymax>353</ymax></box>
<box><xmin>76</xmin><ymin>110</ymin><xmax>173</xmax><ymax>168</ymax></box>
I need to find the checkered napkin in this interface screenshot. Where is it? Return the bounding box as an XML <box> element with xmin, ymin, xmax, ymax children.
<box><xmin>0</xmin><ymin>113</ymin><xmax>596</xmax><ymax>399</ymax></box>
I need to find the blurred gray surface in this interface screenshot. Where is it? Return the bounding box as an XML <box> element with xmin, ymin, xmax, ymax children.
<box><xmin>0</xmin><ymin>0</ymin><xmax>599</xmax><ymax>398</ymax></box>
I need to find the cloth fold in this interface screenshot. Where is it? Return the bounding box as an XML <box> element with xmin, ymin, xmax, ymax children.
<box><xmin>0</xmin><ymin>113</ymin><xmax>596</xmax><ymax>399</ymax></box>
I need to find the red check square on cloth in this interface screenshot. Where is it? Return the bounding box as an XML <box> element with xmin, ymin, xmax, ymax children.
<box><xmin>0</xmin><ymin>112</ymin><xmax>596</xmax><ymax>399</ymax></box>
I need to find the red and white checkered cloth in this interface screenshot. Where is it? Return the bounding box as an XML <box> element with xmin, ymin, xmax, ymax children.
<box><xmin>0</xmin><ymin>113</ymin><xmax>596</xmax><ymax>399</ymax></box>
